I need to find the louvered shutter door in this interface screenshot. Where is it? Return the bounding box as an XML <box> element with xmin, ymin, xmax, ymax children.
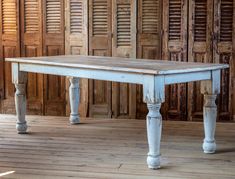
<box><xmin>43</xmin><ymin>0</ymin><xmax>66</xmax><ymax>116</ymax></box>
<box><xmin>162</xmin><ymin>0</ymin><xmax>188</xmax><ymax>120</ymax></box>
<box><xmin>136</xmin><ymin>0</ymin><xmax>162</xmax><ymax>119</ymax></box>
<box><xmin>188</xmin><ymin>0</ymin><xmax>213</xmax><ymax>120</ymax></box>
<box><xmin>65</xmin><ymin>0</ymin><xmax>88</xmax><ymax>117</ymax></box>
<box><xmin>0</xmin><ymin>0</ymin><xmax>20</xmax><ymax>113</ymax></box>
<box><xmin>88</xmin><ymin>0</ymin><xmax>112</xmax><ymax>118</ymax></box>
<box><xmin>20</xmin><ymin>0</ymin><xmax>43</xmax><ymax>115</ymax></box>
<box><xmin>112</xmin><ymin>0</ymin><xmax>137</xmax><ymax>118</ymax></box>
<box><xmin>214</xmin><ymin>0</ymin><xmax>234</xmax><ymax>120</ymax></box>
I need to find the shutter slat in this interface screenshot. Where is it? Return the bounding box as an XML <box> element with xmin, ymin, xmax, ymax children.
<box><xmin>142</xmin><ymin>0</ymin><xmax>159</xmax><ymax>33</ymax></box>
<box><xmin>220</xmin><ymin>0</ymin><xmax>233</xmax><ymax>42</ymax></box>
<box><xmin>46</xmin><ymin>0</ymin><xmax>61</xmax><ymax>33</ymax></box>
<box><xmin>117</xmin><ymin>3</ymin><xmax>131</xmax><ymax>46</ymax></box>
<box><xmin>2</xmin><ymin>0</ymin><xmax>17</xmax><ymax>34</ymax></box>
<box><xmin>92</xmin><ymin>0</ymin><xmax>108</xmax><ymax>36</ymax></box>
<box><xmin>169</xmin><ymin>0</ymin><xmax>181</xmax><ymax>40</ymax></box>
<box><xmin>24</xmin><ymin>0</ymin><xmax>39</xmax><ymax>33</ymax></box>
<box><xmin>70</xmin><ymin>0</ymin><xmax>82</xmax><ymax>34</ymax></box>
<box><xmin>194</xmin><ymin>0</ymin><xmax>207</xmax><ymax>42</ymax></box>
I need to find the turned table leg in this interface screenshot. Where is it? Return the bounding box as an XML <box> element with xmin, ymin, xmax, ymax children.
<box><xmin>143</xmin><ymin>75</ymin><xmax>165</xmax><ymax>169</ymax></box>
<box><xmin>12</xmin><ymin>63</ymin><xmax>28</xmax><ymax>134</ymax></box>
<box><xmin>201</xmin><ymin>70</ymin><xmax>220</xmax><ymax>154</ymax></box>
<box><xmin>69</xmin><ymin>77</ymin><xmax>80</xmax><ymax>124</ymax></box>
<box><xmin>202</xmin><ymin>94</ymin><xmax>217</xmax><ymax>153</ymax></box>
<box><xmin>146</xmin><ymin>103</ymin><xmax>162</xmax><ymax>169</ymax></box>
<box><xmin>15</xmin><ymin>83</ymin><xmax>27</xmax><ymax>133</ymax></box>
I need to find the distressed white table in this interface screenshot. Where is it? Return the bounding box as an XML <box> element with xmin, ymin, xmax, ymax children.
<box><xmin>6</xmin><ymin>55</ymin><xmax>229</xmax><ymax>169</ymax></box>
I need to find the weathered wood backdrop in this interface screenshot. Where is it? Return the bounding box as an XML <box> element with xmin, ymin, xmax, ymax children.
<box><xmin>0</xmin><ymin>0</ymin><xmax>234</xmax><ymax>121</ymax></box>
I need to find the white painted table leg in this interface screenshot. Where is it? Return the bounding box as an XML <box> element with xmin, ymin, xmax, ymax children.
<box><xmin>15</xmin><ymin>83</ymin><xmax>27</xmax><ymax>133</ymax></box>
<box><xmin>146</xmin><ymin>103</ymin><xmax>162</xmax><ymax>169</ymax></box>
<box><xmin>13</xmin><ymin>66</ymin><xmax>28</xmax><ymax>134</ymax></box>
<box><xmin>203</xmin><ymin>94</ymin><xmax>217</xmax><ymax>153</ymax></box>
<box><xmin>69</xmin><ymin>77</ymin><xmax>80</xmax><ymax>124</ymax></box>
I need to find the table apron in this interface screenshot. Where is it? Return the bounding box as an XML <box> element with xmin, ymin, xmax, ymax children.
<box><xmin>164</xmin><ymin>71</ymin><xmax>212</xmax><ymax>85</ymax></box>
<box><xmin>19</xmin><ymin>63</ymin><xmax>146</xmax><ymax>84</ymax></box>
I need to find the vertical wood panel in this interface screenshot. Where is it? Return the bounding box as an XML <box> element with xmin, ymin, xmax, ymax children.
<box><xmin>0</xmin><ymin>0</ymin><xmax>20</xmax><ymax>113</ymax></box>
<box><xmin>162</xmin><ymin>0</ymin><xmax>188</xmax><ymax>120</ymax></box>
<box><xmin>65</xmin><ymin>0</ymin><xmax>88</xmax><ymax>117</ymax></box>
<box><xmin>213</xmin><ymin>0</ymin><xmax>234</xmax><ymax>121</ymax></box>
<box><xmin>136</xmin><ymin>0</ymin><xmax>162</xmax><ymax>119</ymax></box>
<box><xmin>188</xmin><ymin>0</ymin><xmax>213</xmax><ymax>121</ymax></box>
<box><xmin>112</xmin><ymin>0</ymin><xmax>137</xmax><ymax>118</ymax></box>
<box><xmin>88</xmin><ymin>0</ymin><xmax>112</xmax><ymax>118</ymax></box>
<box><xmin>43</xmin><ymin>0</ymin><xmax>66</xmax><ymax>116</ymax></box>
<box><xmin>20</xmin><ymin>0</ymin><xmax>43</xmax><ymax>115</ymax></box>
<box><xmin>233</xmin><ymin>0</ymin><xmax>235</xmax><ymax>121</ymax></box>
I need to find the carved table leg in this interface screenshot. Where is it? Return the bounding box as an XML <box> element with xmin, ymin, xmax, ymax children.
<box><xmin>14</xmin><ymin>72</ymin><xmax>28</xmax><ymax>134</ymax></box>
<box><xmin>202</xmin><ymin>94</ymin><xmax>217</xmax><ymax>153</ymax></box>
<box><xmin>146</xmin><ymin>103</ymin><xmax>162</xmax><ymax>169</ymax></box>
<box><xmin>69</xmin><ymin>77</ymin><xmax>80</xmax><ymax>124</ymax></box>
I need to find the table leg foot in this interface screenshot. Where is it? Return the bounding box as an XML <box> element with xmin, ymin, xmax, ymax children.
<box><xmin>203</xmin><ymin>140</ymin><xmax>216</xmax><ymax>153</ymax></box>
<box><xmin>16</xmin><ymin>122</ymin><xmax>28</xmax><ymax>134</ymax></box>
<box><xmin>147</xmin><ymin>154</ymin><xmax>161</xmax><ymax>169</ymax></box>
<box><xmin>69</xmin><ymin>115</ymin><xmax>80</xmax><ymax>124</ymax></box>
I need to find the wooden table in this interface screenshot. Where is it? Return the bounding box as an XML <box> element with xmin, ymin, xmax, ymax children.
<box><xmin>6</xmin><ymin>55</ymin><xmax>229</xmax><ymax>169</ymax></box>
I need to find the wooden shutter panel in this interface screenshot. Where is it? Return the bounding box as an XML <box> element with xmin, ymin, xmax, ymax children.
<box><xmin>214</xmin><ymin>0</ymin><xmax>234</xmax><ymax>120</ymax></box>
<box><xmin>188</xmin><ymin>0</ymin><xmax>213</xmax><ymax>120</ymax></box>
<box><xmin>0</xmin><ymin>0</ymin><xmax>20</xmax><ymax>113</ymax></box>
<box><xmin>43</xmin><ymin>0</ymin><xmax>65</xmax><ymax>116</ymax></box>
<box><xmin>65</xmin><ymin>0</ymin><xmax>88</xmax><ymax>117</ymax></box>
<box><xmin>112</xmin><ymin>0</ymin><xmax>137</xmax><ymax>118</ymax></box>
<box><xmin>162</xmin><ymin>0</ymin><xmax>188</xmax><ymax>120</ymax></box>
<box><xmin>20</xmin><ymin>0</ymin><xmax>43</xmax><ymax>115</ymax></box>
<box><xmin>233</xmin><ymin>0</ymin><xmax>235</xmax><ymax>121</ymax></box>
<box><xmin>88</xmin><ymin>0</ymin><xmax>112</xmax><ymax>118</ymax></box>
<box><xmin>136</xmin><ymin>0</ymin><xmax>162</xmax><ymax>119</ymax></box>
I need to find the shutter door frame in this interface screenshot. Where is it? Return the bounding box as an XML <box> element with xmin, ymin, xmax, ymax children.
<box><xmin>188</xmin><ymin>0</ymin><xmax>213</xmax><ymax>121</ymax></box>
<box><xmin>88</xmin><ymin>0</ymin><xmax>112</xmax><ymax>118</ymax></box>
<box><xmin>20</xmin><ymin>0</ymin><xmax>44</xmax><ymax>115</ymax></box>
<box><xmin>213</xmin><ymin>0</ymin><xmax>234</xmax><ymax>121</ymax></box>
<box><xmin>136</xmin><ymin>0</ymin><xmax>162</xmax><ymax>119</ymax></box>
<box><xmin>162</xmin><ymin>0</ymin><xmax>188</xmax><ymax>120</ymax></box>
<box><xmin>42</xmin><ymin>0</ymin><xmax>66</xmax><ymax>116</ymax></box>
<box><xmin>112</xmin><ymin>0</ymin><xmax>137</xmax><ymax>119</ymax></box>
<box><xmin>0</xmin><ymin>0</ymin><xmax>20</xmax><ymax>114</ymax></box>
<box><xmin>65</xmin><ymin>0</ymin><xmax>88</xmax><ymax>117</ymax></box>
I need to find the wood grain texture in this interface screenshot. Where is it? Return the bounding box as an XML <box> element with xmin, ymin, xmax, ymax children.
<box><xmin>0</xmin><ymin>114</ymin><xmax>235</xmax><ymax>178</ymax></box>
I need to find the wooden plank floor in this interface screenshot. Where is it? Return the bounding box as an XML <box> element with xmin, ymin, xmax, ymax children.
<box><xmin>0</xmin><ymin>115</ymin><xmax>234</xmax><ymax>179</ymax></box>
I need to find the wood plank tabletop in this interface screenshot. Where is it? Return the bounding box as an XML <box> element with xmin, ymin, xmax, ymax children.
<box><xmin>6</xmin><ymin>55</ymin><xmax>229</xmax><ymax>75</ymax></box>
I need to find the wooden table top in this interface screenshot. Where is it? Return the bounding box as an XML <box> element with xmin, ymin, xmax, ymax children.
<box><xmin>6</xmin><ymin>55</ymin><xmax>229</xmax><ymax>75</ymax></box>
